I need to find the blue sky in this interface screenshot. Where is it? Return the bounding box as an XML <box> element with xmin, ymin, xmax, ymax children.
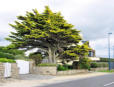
<box><xmin>0</xmin><ymin>0</ymin><xmax>114</xmax><ymax>58</ymax></box>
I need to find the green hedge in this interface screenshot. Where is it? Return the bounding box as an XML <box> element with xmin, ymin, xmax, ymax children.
<box><xmin>38</xmin><ymin>63</ymin><xmax>57</xmax><ymax>66</ymax></box>
<box><xmin>0</xmin><ymin>58</ymin><xmax>16</xmax><ymax>63</ymax></box>
<box><xmin>100</xmin><ymin>58</ymin><xmax>114</xmax><ymax>62</ymax></box>
<box><xmin>57</xmin><ymin>64</ymin><xmax>71</xmax><ymax>71</ymax></box>
<box><xmin>90</xmin><ymin>62</ymin><xmax>98</xmax><ymax>68</ymax></box>
<box><xmin>91</xmin><ymin>62</ymin><xmax>108</xmax><ymax>68</ymax></box>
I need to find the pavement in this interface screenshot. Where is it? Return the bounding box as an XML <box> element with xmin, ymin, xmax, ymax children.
<box><xmin>0</xmin><ymin>72</ymin><xmax>113</xmax><ymax>87</ymax></box>
<box><xmin>41</xmin><ymin>73</ymin><xmax>114</xmax><ymax>87</ymax></box>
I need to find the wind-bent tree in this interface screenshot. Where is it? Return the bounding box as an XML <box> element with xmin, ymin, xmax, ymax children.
<box><xmin>6</xmin><ymin>6</ymin><xmax>81</xmax><ymax>63</ymax></box>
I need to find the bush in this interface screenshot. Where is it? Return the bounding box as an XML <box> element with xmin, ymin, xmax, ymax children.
<box><xmin>57</xmin><ymin>65</ymin><xmax>69</xmax><ymax>71</ymax></box>
<box><xmin>0</xmin><ymin>58</ymin><xmax>16</xmax><ymax>63</ymax></box>
<box><xmin>90</xmin><ymin>62</ymin><xmax>98</xmax><ymax>68</ymax></box>
<box><xmin>79</xmin><ymin>58</ymin><xmax>91</xmax><ymax>70</ymax></box>
<box><xmin>38</xmin><ymin>63</ymin><xmax>56</xmax><ymax>66</ymax></box>
<box><xmin>0</xmin><ymin>52</ymin><xmax>15</xmax><ymax>59</ymax></box>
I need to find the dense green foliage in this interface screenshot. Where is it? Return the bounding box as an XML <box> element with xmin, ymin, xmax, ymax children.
<box><xmin>90</xmin><ymin>62</ymin><xmax>98</xmax><ymax>68</ymax></box>
<box><xmin>57</xmin><ymin>64</ymin><xmax>73</xmax><ymax>71</ymax></box>
<box><xmin>0</xmin><ymin>46</ymin><xmax>24</xmax><ymax>55</ymax></box>
<box><xmin>60</xmin><ymin>41</ymin><xmax>90</xmax><ymax>62</ymax></box>
<box><xmin>6</xmin><ymin>6</ymin><xmax>82</xmax><ymax>63</ymax></box>
<box><xmin>0</xmin><ymin>46</ymin><xmax>25</xmax><ymax>59</ymax></box>
<box><xmin>0</xmin><ymin>58</ymin><xmax>16</xmax><ymax>63</ymax></box>
<box><xmin>57</xmin><ymin>65</ymin><xmax>68</xmax><ymax>71</ymax></box>
<box><xmin>0</xmin><ymin>52</ymin><xmax>15</xmax><ymax>59</ymax></box>
<box><xmin>79</xmin><ymin>58</ymin><xmax>91</xmax><ymax>70</ymax></box>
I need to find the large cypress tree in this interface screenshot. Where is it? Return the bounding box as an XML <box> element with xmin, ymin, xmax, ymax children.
<box><xmin>6</xmin><ymin>6</ymin><xmax>81</xmax><ymax>63</ymax></box>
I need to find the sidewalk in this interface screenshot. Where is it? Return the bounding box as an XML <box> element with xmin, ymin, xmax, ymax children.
<box><xmin>0</xmin><ymin>72</ymin><xmax>110</xmax><ymax>87</ymax></box>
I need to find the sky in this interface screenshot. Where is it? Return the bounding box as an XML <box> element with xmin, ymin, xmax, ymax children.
<box><xmin>0</xmin><ymin>0</ymin><xmax>114</xmax><ymax>58</ymax></box>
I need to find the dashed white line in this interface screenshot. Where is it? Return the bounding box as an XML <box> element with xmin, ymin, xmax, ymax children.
<box><xmin>104</xmin><ymin>82</ymin><xmax>114</xmax><ymax>86</ymax></box>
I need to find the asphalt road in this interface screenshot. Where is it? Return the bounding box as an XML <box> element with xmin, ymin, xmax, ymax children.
<box><xmin>40</xmin><ymin>74</ymin><xmax>114</xmax><ymax>87</ymax></box>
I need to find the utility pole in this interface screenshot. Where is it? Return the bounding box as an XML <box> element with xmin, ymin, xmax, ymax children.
<box><xmin>108</xmin><ymin>33</ymin><xmax>112</xmax><ymax>71</ymax></box>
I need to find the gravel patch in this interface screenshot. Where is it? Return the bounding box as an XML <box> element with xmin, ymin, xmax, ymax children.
<box><xmin>19</xmin><ymin>74</ymin><xmax>56</xmax><ymax>80</ymax></box>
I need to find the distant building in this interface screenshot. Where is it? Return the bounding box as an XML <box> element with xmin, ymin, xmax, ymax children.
<box><xmin>82</xmin><ymin>41</ymin><xmax>100</xmax><ymax>61</ymax></box>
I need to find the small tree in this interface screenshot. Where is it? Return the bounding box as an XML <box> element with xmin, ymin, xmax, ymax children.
<box><xmin>29</xmin><ymin>52</ymin><xmax>43</xmax><ymax>65</ymax></box>
<box><xmin>6</xmin><ymin>6</ymin><xmax>81</xmax><ymax>63</ymax></box>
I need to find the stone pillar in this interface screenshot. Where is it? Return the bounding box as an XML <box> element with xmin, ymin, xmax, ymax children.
<box><xmin>0</xmin><ymin>63</ymin><xmax>4</xmax><ymax>80</ymax></box>
<box><xmin>11</xmin><ymin>63</ymin><xmax>19</xmax><ymax>79</ymax></box>
<box><xmin>29</xmin><ymin>61</ymin><xmax>35</xmax><ymax>74</ymax></box>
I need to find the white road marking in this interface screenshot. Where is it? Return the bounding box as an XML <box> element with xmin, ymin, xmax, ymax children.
<box><xmin>104</xmin><ymin>82</ymin><xmax>114</xmax><ymax>86</ymax></box>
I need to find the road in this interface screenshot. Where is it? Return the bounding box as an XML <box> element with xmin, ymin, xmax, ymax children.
<box><xmin>41</xmin><ymin>74</ymin><xmax>114</xmax><ymax>87</ymax></box>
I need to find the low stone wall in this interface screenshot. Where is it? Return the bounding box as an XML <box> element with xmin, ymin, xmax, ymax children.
<box><xmin>57</xmin><ymin>69</ymin><xmax>88</xmax><ymax>75</ymax></box>
<box><xmin>33</xmin><ymin>66</ymin><xmax>57</xmax><ymax>75</ymax></box>
<box><xmin>0</xmin><ymin>63</ymin><xmax>4</xmax><ymax>81</ymax></box>
<box><xmin>91</xmin><ymin>67</ymin><xmax>108</xmax><ymax>71</ymax></box>
<box><xmin>0</xmin><ymin>63</ymin><xmax>19</xmax><ymax>80</ymax></box>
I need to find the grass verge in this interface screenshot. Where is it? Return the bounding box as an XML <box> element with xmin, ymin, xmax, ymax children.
<box><xmin>98</xmin><ymin>69</ymin><xmax>114</xmax><ymax>73</ymax></box>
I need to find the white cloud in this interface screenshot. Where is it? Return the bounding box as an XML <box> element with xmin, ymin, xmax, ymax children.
<box><xmin>0</xmin><ymin>0</ymin><xmax>114</xmax><ymax>57</ymax></box>
<box><xmin>90</xmin><ymin>34</ymin><xmax>114</xmax><ymax>57</ymax></box>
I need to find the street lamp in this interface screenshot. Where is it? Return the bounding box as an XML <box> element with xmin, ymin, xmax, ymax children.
<box><xmin>108</xmin><ymin>32</ymin><xmax>112</xmax><ymax>71</ymax></box>
<box><xmin>113</xmin><ymin>46</ymin><xmax>114</xmax><ymax>58</ymax></box>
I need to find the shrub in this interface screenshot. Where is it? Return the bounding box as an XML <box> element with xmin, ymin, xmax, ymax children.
<box><xmin>0</xmin><ymin>58</ymin><xmax>16</xmax><ymax>63</ymax></box>
<box><xmin>38</xmin><ymin>63</ymin><xmax>56</xmax><ymax>66</ymax></box>
<box><xmin>90</xmin><ymin>62</ymin><xmax>98</xmax><ymax>68</ymax></box>
<box><xmin>79</xmin><ymin>58</ymin><xmax>91</xmax><ymax>70</ymax></box>
<box><xmin>57</xmin><ymin>65</ymin><xmax>69</xmax><ymax>71</ymax></box>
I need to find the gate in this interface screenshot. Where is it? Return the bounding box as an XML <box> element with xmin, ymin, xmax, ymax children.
<box><xmin>16</xmin><ymin>60</ymin><xmax>29</xmax><ymax>74</ymax></box>
<box><xmin>4</xmin><ymin>63</ymin><xmax>11</xmax><ymax>77</ymax></box>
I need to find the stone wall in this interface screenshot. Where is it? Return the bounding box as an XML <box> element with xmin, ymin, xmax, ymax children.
<box><xmin>33</xmin><ymin>66</ymin><xmax>57</xmax><ymax>75</ymax></box>
<box><xmin>0</xmin><ymin>63</ymin><xmax>4</xmax><ymax>81</ymax></box>
<box><xmin>57</xmin><ymin>69</ymin><xmax>88</xmax><ymax>75</ymax></box>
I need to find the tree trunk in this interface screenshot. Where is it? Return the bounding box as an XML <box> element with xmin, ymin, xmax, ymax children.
<box><xmin>52</xmin><ymin>50</ymin><xmax>56</xmax><ymax>64</ymax></box>
<box><xmin>48</xmin><ymin>47</ymin><xmax>57</xmax><ymax>64</ymax></box>
<box><xmin>48</xmin><ymin>47</ymin><xmax>53</xmax><ymax>63</ymax></box>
